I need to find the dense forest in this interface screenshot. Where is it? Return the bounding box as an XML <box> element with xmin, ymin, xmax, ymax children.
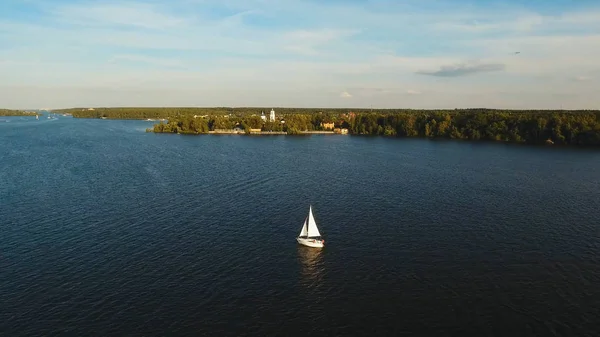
<box><xmin>149</xmin><ymin>112</ymin><xmax>339</xmax><ymax>134</ymax></box>
<box><xmin>346</xmin><ymin>110</ymin><xmax>600</xmax><ymax>146</ymax></box>
<box><xmin>51</xmin><ymin>107</ymin><xmax>600</xmax><ymax>146</ymax></box>
<box><xmin>0</xmin><ymin>109</ymin><xmax>39</xmax><ymax>116</ymax></box>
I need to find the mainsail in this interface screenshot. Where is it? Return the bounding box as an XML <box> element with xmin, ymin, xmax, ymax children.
<box><xmin>306</xmin><ymin>206</ymin><xmax>321</xmax><ymax>237</ymax></box>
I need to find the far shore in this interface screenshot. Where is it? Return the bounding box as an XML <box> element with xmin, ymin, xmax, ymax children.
<box><xmin>148</xmin><ymin>129</ymin><xmax>341</xmax><ymax>136</ymax></box>
<box><xmin>0</xmin><ymin>110</ymin><xmax>43</xmax><ymax>117</ymax></box>
<box><xmin>30</xmin><ymin>107</ymin><xmax>600</xmax><ymax>147</ymax></box>
<box><xmin>209</xmin><ymin>130</ymin><xmax>336</xmax><ymax>135</ymax></box>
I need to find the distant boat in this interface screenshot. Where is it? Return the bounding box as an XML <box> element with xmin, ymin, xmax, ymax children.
<box><xmin>297</xmin><ymin>205</ymin><xmax>325</xmax><ymax>248</ymax></box>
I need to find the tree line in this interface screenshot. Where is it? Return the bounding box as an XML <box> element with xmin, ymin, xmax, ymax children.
<box><xmin>149</xmin><ymin>109</ymin><xmax>600</xmax><ymax>146</ymax></box>
<box><xmin>0</xmin><ymin>109</ymin><xmax>39</xmax><ymax>116</ymax></box>
<box><xmin>52</xmin><ymin>107</ymin><xmax>217</xmax><ymax>119</ymax></box>
<box><xmin>146</xmin><ymin>110</ymin><xmax>348</xmax><ymax>134</ymax></box>
<box><xmin>53</xmin><ymin>107</ymin><xmax>349</xmax><ymax>121</ymax></box>
<box><xmin>347</xmin><ymin>110</ymin><xmax>600</xmax><ymax>146</ymax></box>
<box><xmin>50</xmin><ymin>107</ymin><xmax>600</xmax><ymax>146</ymax></box>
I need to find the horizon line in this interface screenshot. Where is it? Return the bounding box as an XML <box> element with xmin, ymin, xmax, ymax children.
<box><xmin>26</xmin><ymin>106</ymin><xmax>600</xmax><ymax>112</ymax></box>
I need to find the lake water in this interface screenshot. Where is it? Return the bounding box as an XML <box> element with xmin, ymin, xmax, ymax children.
<box><xmin>1</xmin><ymin>114</ymin><xmax>600</xmax><ymax>336</ymax></box>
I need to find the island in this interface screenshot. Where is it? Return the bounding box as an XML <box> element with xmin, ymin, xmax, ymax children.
<box><xmin>0</xmin><ymin>109</ymin><xmax>41</xmax><ymax>117</ymax></box>
<box><xmin>50</xmin><ymin>107</ymin><xmax>600</xmax><ymax>146</ymax></box>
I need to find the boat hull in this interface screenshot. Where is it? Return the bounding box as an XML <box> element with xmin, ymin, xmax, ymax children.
<box><xmin>297</xmin><ymin>237</ymin><xmax>324</xmax><ymax>248</ymax></box>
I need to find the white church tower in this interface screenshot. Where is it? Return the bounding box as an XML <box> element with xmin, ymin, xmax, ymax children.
<box><xmin>269</xmin><ymin>109</ymin><xmax>275</xmax><ymax>122</ymax></box>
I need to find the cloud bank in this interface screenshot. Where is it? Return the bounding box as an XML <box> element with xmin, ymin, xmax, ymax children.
<box><xmin>417</xmin><ymin>62</ymin><xmax>506</xmax><ymax>77</ymax></box>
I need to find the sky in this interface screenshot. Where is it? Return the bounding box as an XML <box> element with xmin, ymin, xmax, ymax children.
<box><xmin>0</xmin><ymin>0</ymin><xmax>599</xmax><ymax>109</ymax></box>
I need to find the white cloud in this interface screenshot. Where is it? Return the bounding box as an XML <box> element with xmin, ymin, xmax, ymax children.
<box><xmin>432</xmin><ymin>10</ymin><xmax>600</xmax><ymax>34</ymax></box>
<box><xmin>433</xmin><ymin>14</ymin><xmax>545</xmax><ymax>33</ymax></box>
<box><xmin>417</xmin><ymin>61</ymin><xmax>505</xmax><ymax>77</ymax></box>
<box><xmin>0</xmin><ymin>1</ymin><xmax>600</xmax><ymax>108</ymax></box>
<box><xmin>284</xmin><ymin>29</ymin><xmax>359</xmax><ymax>44</ymax></box>
<box><xmin>108</xmin><ymin>54</ymin><xmax>185</xmax><ymax>68</ymax></box>
<box><xmin>50</xmin><ymin>2</ymin><xmax>188</xmax><ymax>30</ymax></box>
<box><xmin>281</xmin><ymin>29</ymin><xmax>360</xmax><ymax>56</ymax></box>
<box><xmin>4</xmin><ymin>85</ymin><xmax>597</xmax><ymax>110</ymax></box>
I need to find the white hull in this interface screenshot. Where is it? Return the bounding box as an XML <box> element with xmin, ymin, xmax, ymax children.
<box><xmin>297</xmin><ymin>237</ymin><xmax>324</xmax><ymax>248</ymax></box>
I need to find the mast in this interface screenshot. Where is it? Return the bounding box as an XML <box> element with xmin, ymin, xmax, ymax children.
<box><xmin>308</xmin><ymin>205</ymin><xmax>312</xmax><ymax>238</ymax></box>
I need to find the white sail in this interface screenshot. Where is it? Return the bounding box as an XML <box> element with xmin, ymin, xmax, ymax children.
<box><xmin>299</xmin><ymin>217</ymin><xmax>308</xmax><ymax>237</ymax></box>
<box><xmin>306</xmin><ymin>206</ymin><xmax>321</xmax><ymax>237</ymax></box>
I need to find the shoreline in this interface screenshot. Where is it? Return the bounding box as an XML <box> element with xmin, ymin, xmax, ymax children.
<box><xmin>149</xmin><ymin>129</ymin><xmax>599</xmax><ymax>150</ymax></box>
<box><xmin>149</xmin><ymin>130</ymin><xmax>339</xmax><ymax>136</ymax></box>
<box><xmin>41</xmin><ymin>108</ymin><xmax>600</xmax><ymax>147</ymax></box>
<box><xmin>0</xmin><ymin>110</ymin><xmax>43</xmax><ymax>117</ymax></box>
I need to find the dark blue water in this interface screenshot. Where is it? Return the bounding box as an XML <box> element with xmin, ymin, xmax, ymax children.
<box><xmin>2</xmin><ymin>114</ymin><xmax>600</xmax><ymax>336</ymax></box>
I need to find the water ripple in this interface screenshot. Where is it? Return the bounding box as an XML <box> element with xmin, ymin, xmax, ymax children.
<box><xmin>1</xmin><ymin>119</ymin><xmax>600</xmax><ymax>336</ymax></box>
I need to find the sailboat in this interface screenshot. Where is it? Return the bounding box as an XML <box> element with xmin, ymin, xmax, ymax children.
<box><xmin>297</xmin><ymin>205</ymin><xmax>325</xmax><ymax>248</ymax></box>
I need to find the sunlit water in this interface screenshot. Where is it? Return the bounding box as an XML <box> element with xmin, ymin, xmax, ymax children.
<box><xmin>1</xmin><ymin>114</ymin><xmax>600</xmax><ymax>336</ymax></box>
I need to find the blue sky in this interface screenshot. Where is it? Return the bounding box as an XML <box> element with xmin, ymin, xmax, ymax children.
<box><xmin>0</xmin><ymin>0</ymin><xmax>599</xmax><ymax>109</ymax></box>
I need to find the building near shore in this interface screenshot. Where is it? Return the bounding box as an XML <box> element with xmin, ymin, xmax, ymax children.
<box><xmin>321</xmin><ymin>122</ymin><xmax>335</xmax><ymax>130</ymax></box>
